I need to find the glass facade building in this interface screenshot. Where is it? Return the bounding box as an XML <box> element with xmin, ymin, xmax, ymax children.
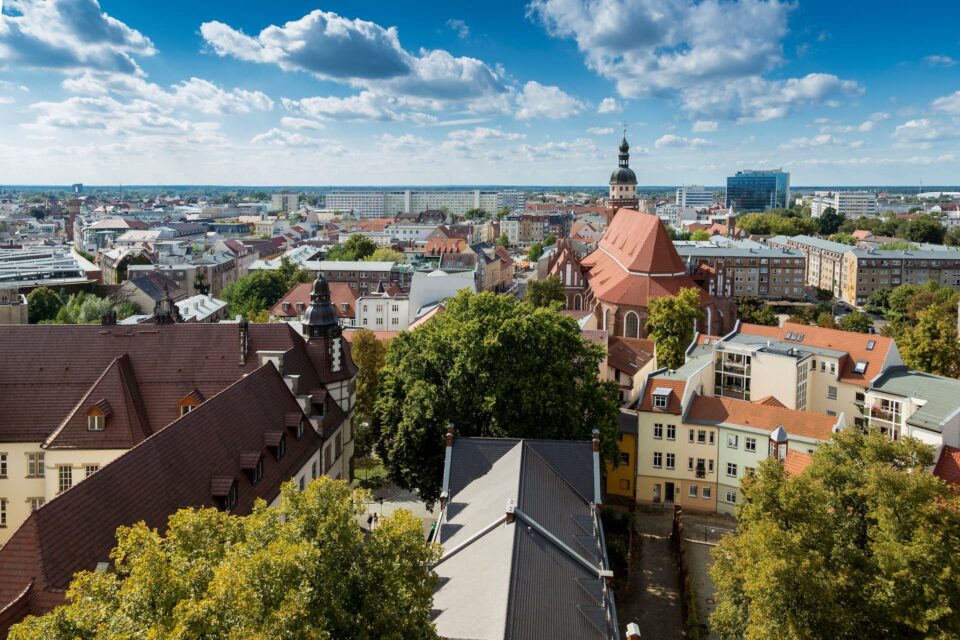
<box><xmin>725</xmin><ymin>170</ymin><xmax>790</xmax><ymax>212</ymax></box>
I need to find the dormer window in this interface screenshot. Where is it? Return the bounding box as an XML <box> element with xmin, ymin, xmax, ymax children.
<box><xmin>282</xmin><ymin>302</ymin><xmax>291</xmax><ymax>312</ymax></box>
<box><xmin>297</xmin><ymin>420</ymin><xmax>305</xmax><ymax>440</ymax></box>
<box><xmin>652</xmin><ymin>388</ymin><xmax>671</xmax><ymax>409</ymax></box>
<box><xmin>265</xmin><ymin>431</ymin><xmax>286</xmax><ymax>460</ymax></box>
<box><xmin>178</xmin><ymin>390</ymin><xmax>204</xmax><ymax>416</ymax></box>
<box><xmin>239</xmin><ymin>452</ymin><xmax>264</xmax><ymax>485</ymax></box>
<box><xmin>86</xmin><ymin>401</ymin><xmax>111</xmax><ymax>431</ymax></box>
<box><xmin>278</xmin><ymin>435</ymin><xmax>286</xmax><ymax>460</ymax></box>
<box><xmin>211</xmin><ymin>476</ymin><xmax>238</xmax><ymax>511</ymax></box>
<box><xmin>254</xmin><ymin>458</ymin><xmax>264</xmax><ymax>484</ymax></box>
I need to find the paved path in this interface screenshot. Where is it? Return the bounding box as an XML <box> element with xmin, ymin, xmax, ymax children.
<box><xmin>362</xmin><ymin>483</ymin><xmax>436</xmax><ymax>538</ymax></box>
<box><xmin>685</xmin><ymin>541</ymin><xmax>719</xmax><ymax>640</ymax></box>
<box><xmin>619</xmin><ymin>509</ymin><xmax>684</xmax><ymax>640</ymax></box>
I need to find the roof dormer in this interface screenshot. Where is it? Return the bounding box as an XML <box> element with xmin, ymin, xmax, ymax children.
<box><xmin>178</xmin><ymin>389</ymin><xmax>204</xmax><ymax>416</ymax></box>
<box><xmin>239</xmin><ymin>451</ymin><xmax>264</xmax><ymax>485</ymax></box>
<box><xmin>87</xmin><ymin>400</ymin><xmax>112</xmax><ymax>431</ymax></box>
<box><xmin>211</xmin><ymin>476</ymin><xmax>237</xmax><ymax>511</ymax></box>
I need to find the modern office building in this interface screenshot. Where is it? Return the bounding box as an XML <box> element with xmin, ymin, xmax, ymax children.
<box><xmin>725</xmin><ymin>169</ymin><xmax>790</xmax><ymax>212</ymax></box>
<box><xmin>676</xmin><ymin>185</ymin><xmax>714</xmax><ymax>209</ymax></box>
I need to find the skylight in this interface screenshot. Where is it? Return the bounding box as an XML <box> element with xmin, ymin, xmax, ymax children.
<box><xmin>866</xmin><ymin>340</ymin><xmax>876</xmax><ymax>351</ymax></box>
<box><xmin>853</xmin><ymin>361</ymin><xmax>868</xmax><ymax>374</ymax></box>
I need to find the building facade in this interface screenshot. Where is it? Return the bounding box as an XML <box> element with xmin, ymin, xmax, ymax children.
<box><xmin>676</xmin><ymin>240</ymin><xmax>807</xmax><ymax>300</ymax></box>
<box><xmin>676</xmin><ymin>185</ymin><xmax>714</xmax><ymax>209</ymax></box>
<box><xmin>725</xmin><ymin>169</ymin><xmax>790</xmax><ymax>212</ymax></box>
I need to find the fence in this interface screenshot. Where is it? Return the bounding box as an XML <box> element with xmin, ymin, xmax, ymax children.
<box><xmin>683</xmin><ymin>522</ymin><xmax>735</xmax><ymax>546</ymax></box>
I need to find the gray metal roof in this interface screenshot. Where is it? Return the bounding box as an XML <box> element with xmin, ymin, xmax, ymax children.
<box><xmin>870</xmin><ymin>366</ymin><xmax>960</xmax><ymax>433</ymax></box>
<box><xmin>434</xmin><ymin>438</ymin><xmax>616</xmax><ymax>640</ymax></box>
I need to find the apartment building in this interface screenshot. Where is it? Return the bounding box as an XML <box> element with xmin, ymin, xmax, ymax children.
<box><xmin>326</xmin><ymin>190</ymin><xmax>518</xmax><ymax>219</ymax></box>
<box><xmin>302</xmin><ymin>260</ymin><xmax>412</xmax><ymax>294</ymax></box>
<box><xmin>270</xmin><ymin>191</ymin><xmax>300</xmax><ymax>213</ymax></box>
<box><xmin>675</xmin><ymin>240</ymin><xmax>807</xmax><ymax>300</ymax></box>
<box><xmin>676</xmin><ymin>185</ymin><xmax>715</xmax><ymax>209</ymax></box>
<box><xmin>810</xmin><ymin>190</ymin><xmax>877</xmax><ymax>219</ymax></box>
<box><xmin>355</xmin><ymin>284</ymin><xmax>410</xmax><ymax>331</ymax></box>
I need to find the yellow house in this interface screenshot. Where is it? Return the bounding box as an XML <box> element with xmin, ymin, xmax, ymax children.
<box><xmin>606</xmin><ymin>409</ymin><xmax>638</xmax><ymax>499</ymax></box>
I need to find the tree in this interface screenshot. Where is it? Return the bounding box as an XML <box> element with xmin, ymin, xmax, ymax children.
<box><xmin>814</xmin><ymin>287</ymin><xmax>834</xmax><ymax>302</ymax></box>
<box><xmin>497</xmin><ymin>232</ymin><xmax>509</xmax><ymax>248</ymax></box>
<box><xmin>26</xmin><ymin>286</ymin><xmax>62</xmax><ymax>323</ymax></box>
<box><xmin>543</xmin><ymin>233</ymin><xmax>556</xmax><ymax>246</ymax></box>
<box><xmin>838</xmin><ymin>311</ymin><xmax>874</xmax><ymax>333</ymax></box>
<box><xmin>497</xmin><ymin>206</ymin><xmax>511</xmax><ymax>219</ymax></box>
<box><xmin>527</xmin><ymin>242</ymin><xmax>544</xmax><ymax>262</ymax></box>
<box><xmin>375</xmin><ymin>291</ymin><xmax>620</xmax><ymax>504</ymax></box>
<box><xmin>864</xmin><ymin>288</ymin><xmax>892</xmax><ymax>314</ymax></box>
<box><xmin>222</xmin><ymin>270</ymin><xmax>288</xmax><ymax>319</ymax></box>
<box><xmin>816</xmin><ymin>207</ymin><xmax>845</xmax><ymax>236</ymax></box>
<box><xmin>351</xmin><ymin>329</ymin><xmax>388</xmax><ymax>459</ymax></box>
<box><xmin>710</xmin><ymin>429</ymin><xmax>960</xmax><ymax>640</ymax></box>
<box><xmin>10</xmin><ymin>478</ymin><xmax>440</xmax><ymax>640</ymax></box>
<box><xmin>326</xmin><ymin>234</ymin><xmax>377</xmax><ymax>261</ymax></box>
<box><xmin>365</xmin><ymin>247</ymin><xmax>406</xmax><ymax>263</ymax></box>
<box><xmin>899</xmin><ymin>306</ymin><xmax>960</xmax><ymax>377</ymax></box>
<box><xmin>646</xmin><ymin>288</ymin><xmax>703</xmax><ymax>370</ymax></box>
<box><xmin>464</xmin><ymin>207</ymin><xmax>489</xmax><ymax>220</ymax></box>
<box><xmin>525</xmin><ymin>275</ymin><xmax>566</xmax><ymax>308</ymax></box>
<box><xmin>876</xmin><ymin>240</ymin><xmax>920</xmax><ymax>251</ymax></box>
<box><xmin>944</xmin><ymin>226</ymin><xmax>960</xmax><ymax>247</ymax></box>
<box><xmin>690</xmin><ymin>229</ymin><xmax>712</xmax><ymax>241</ymax></box>
<box><xmin>905</xmin><ymin>215</ymin><xmax>946</xmax><ymax>244</ymax></box>
<box><xmin>815</xmin><ymin>312</ymin><xmax>838</xmax><ymax>329</ymax></box>
<box><xmin>734</xmin><ymin>296</ymin><xmax>777</xmax><ymax>326</ymax></box>
<box><xmin>827</xmin><ymin>232</ymin><xmax>857</xmax><ymax>245</ymax></box>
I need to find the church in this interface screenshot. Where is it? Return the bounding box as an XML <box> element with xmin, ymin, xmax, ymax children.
<box><xmin>548</xmin><ymin>134</ymin><xmax>731</xmax><ymax>338</ymax></box>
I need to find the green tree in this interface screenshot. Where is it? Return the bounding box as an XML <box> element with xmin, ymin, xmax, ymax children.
<box><xmin>543</xmin><ymin>233</ymin><xmax>556</xmax><ymax>246</ymax></box>
<box><xmin>26</xmin><ymin>286</ymin><xmax>62</xmax><ymax>323</ymax></box>
<box><xmin>690</xmin><ymin>229</ymin><xmax>712</xmax><ymax>241</ymax></box>
<box><xmin>710</xmin><ymin>429</ymin><xmax>960</xmax><ymax>640</ymax></box>
<box><xmin>10</xmin><ymin>478</ymin><xmax>440</xmax><ymax>640</ymax></box>
<box><xmin>864</xmin><ymin>288</ymin><xmax>892</xmax><ymax>314</ymax></box>
<box><xmin>905</xmin><ymin>215</ymin><xmax>946</xmax><ymax>244</ymax></box>
<box><xmin>326</xmin><ymin>234</ymin><xmax>377</xmax><ymax>261</ymax></box>
<box><xmin>497</xmin><ymin>232</ymin><xmax>510</xmax><ymax>248</ymax></box>
<box><xmin>876</xmin><ymin>240</ymin><xmax>920</xmax><ymax>251</ymax></box>
<box><xmin>838</xmin><ymin>311</ymin><xmax>874</xmax><ymax>334</ymax></box>
<box><xmin>276</xmin><ymin>255</ymin><xmax>312</xmax><ymax>288</ymax></box>
<box><xmin>887</xmin><ymin>283</ymin><xmax>919</xmax><ymax>318</ymax></box>
<box><xmin>816</xmin><ymin>312</ymin><xmax>838</xmax><ymax>329</ymax></box>
<box><xmin>899</xmin><ymin>306</ymin><xmax>960</xmax><ymax>377</ymax></box>
<box><xmin>944</xmin><ymin>226</ymin><xmax>960</xmax><ymax>247</ymax></box>
<box><xmin>827</xmin><ymin>232</ymin><xmax>857</xmax><ymax>245</ymax></box>
<box><xmin>464</xmin><ymin>207</ymin><xmax>489</xmax><ymax>220</ymax></box>
<box><xmin>646</xmin><ymin>288</ymin><xmax>703</xmax><ymax>370</ymax></box>
<box><xmin>497</xmin><ymin>206</ymin><xmax>511</xmax><ymax>219</ymax></box>
<box><xmin>375</xmin><ymin>291</ymin><xmax>620</xmax><ymax>504</ymax></box>
<box><xmin>527</xmin><ymin>242</ymin><xmax>544</xmax><ymax>262</ymax></box>
<box><xmin>365</xmin><ymin>247</ymin><xmax>407</xmax><ymax>263</ymax></box>
<box><xmin>734</xmin><ymin>296</ymin><xmax>777</xmax><ymax>326</ymax></box>
<box><xmin>221</xmin><ymin>270</ymin><xmax>288</xmax><ymax>319</ymax></box>
<box><xmin>351</xmin><ymin>329</ymin><xmax>388</xmax><ymax>459</ymax></box>
<box><xmin>525</xmin><ymin>275</ymin><xmax>566</xmax><ymax>308</ymax></box>
<box><xmin>816</xmin><ymin>207</ymin><xmax>845</xmax><ymax>236</ymax></box>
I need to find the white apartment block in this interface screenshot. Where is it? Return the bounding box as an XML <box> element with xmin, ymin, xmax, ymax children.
<box><xmin>326</xmin><ymin>191</ymin><xmax>386</xmax><ymax>219</ymax></box>
<box><xmin>657</xmin><ymin>204</ymin><xmax>700</xmax><ymax>228</ymax></box>
<box><xmin>811</xmin><ymin>191</ymin><xmax>877</xmax><ymax>219</ymax></box>
<box><xmin>355</xmin><ymin>295</ymin><xmax>411</xmax><ymax>330</ymax></box>
<box><xmin>270</xmin><ymin>192</ymin><xmax>300</xmax><ymax>213</ymax></box>
<box><xmin>326</xmin><ymin>190</ymin><xmax>519</xmax><ymax>219</ymax></box>
<box><xmin>676</xmin><ymin>185</ymin><xmax>714</xmax><ymax>210</ymax></box>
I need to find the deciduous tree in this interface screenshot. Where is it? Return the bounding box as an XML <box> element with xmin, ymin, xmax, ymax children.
<box><xmin>351</xmin><ymin>329</ymin><xmax>388</xmax><ymax>458</ymax></box>
<box><xmin>646</xmin><ymin>288</ymin><xmax>703</xmax><ymax>370</ymax></box>
<box><xmin>838</xmin><ymin>311</ymin><xmax>874</xmax><ymax>334</ymax></box>
<box><xmin>525</xmin><ymin>275</ymin><xmax>566</xmax><ymax>308</ymax></box>
<box><xmin>899</xmin><ymin>306</ymin><xmax>960</xmax><ymax>377</ymax></box>
<box><xmin>365</xmin><ymin>247</ymin><xmax>407</xmax><ymax>263</ymax></box>
<box><xmin>26</xmin><ymin>286</ymin><xmax>62</xmax><ymax>323</ymax></box>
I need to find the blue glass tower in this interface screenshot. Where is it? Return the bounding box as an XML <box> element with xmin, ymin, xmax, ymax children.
<box><xmin>725</xmin><ymin>170</ymin><xmax>790</xmax><ymax>212</ymax></box>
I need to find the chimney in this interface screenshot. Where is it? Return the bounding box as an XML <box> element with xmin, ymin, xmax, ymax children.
<box><xmin>440</xmin><ymin>424</ymin><xmax>455</xmax><ymax>509</ymax></box>
<box><xmin>505</xmin><ymin>498</ymin><xmax>516</xmax><ymax>525</ymax></box>
<box><xmin>626</xmin><ymin>622</ymin><xmax>641</xmax><ymax>639</ymax></box>
<box><xmin>592</xmin><ymin>429</ymin><xmax>602</xmax><ymax>505</ymax></box>
<box><xmin>239</xmin><ymin>317</ymin><xmax>249</xmax><ymax>365</ymax></box>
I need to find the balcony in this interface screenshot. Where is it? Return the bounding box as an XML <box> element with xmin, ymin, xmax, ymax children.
<box><xmin>870</xmin><ymin>406</ymin><xmax>898</xmax><ymax>422</ymax></box>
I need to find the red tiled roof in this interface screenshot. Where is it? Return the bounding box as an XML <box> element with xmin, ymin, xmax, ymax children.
<box><xmin>687</xmin><ymin>395</ymin><xmax>837</xmax><ymax>441</ymax></box>
<box><xmin>934</xmin><ymin>445</ymin><xmax>960</xmax><ymax>486</ymax></box>
<box><xmin>851</xmin><ymin>229</ymin><xmax>874</xmax><ymax>240</ymax></box>
<box><xmin>739</xmin><ymin>322</ymin><xmax>893</xmax><ymax>386</ymax></box>
<box><xmin>0</xmin><ymin>365</ymin><xmax>322</xmax><ymax>631</ymax></box>
<box><xmin>783</xmin><ymin>449</ymin><xmax>813</xmax><ymax>476</ymax></box>
<box><xmin>342</xmin><ymin>329</ymin><xmax>398</xmax><ymax>343</ymax></box>
<box><xmin>637</xmin><ymin>377</ymin><xmax>686</xmax><ymax>414</ymax></box>
<box><xmin>755</xmin><ymin>395</ymin><xmax>787</xmax><ymax>408</ymax></box>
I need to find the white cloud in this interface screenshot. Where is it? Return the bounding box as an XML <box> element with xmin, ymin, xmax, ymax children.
<box><xmin>891</xmin><ymin>118</ymin><xmax>958</xmax><ymax>147</ymax></box>
<box><xmin>252</xmin><ymin>128</ymin><xmax>322</xmax><ymax>147</ymax></box>
<box><xmin>378</xmin><ymin>133</ymin><xmax>431</xmax><ymax>153</ymax></box>
<box><xmin>588</xmin><ymin>126</ymin><xmax>614</xmax><ymax>135</ymax></box>
<box><xmin>447</xmin><ymin>127</ymin><xmax>525</xmax><ymax>143</ymax></box>
<box><xmin>281</xmin><ymin>91</ymin><xmax>403</xmax><ymax>122</ymax></box>
<box><xmin>779</xmin><ymin>133</ymin><xmax>843</xmax><ymax>149</ymax></box>
<box><xmin>654</xmin><ymin>134</ymin><xmax>713</xmax><ymax>149</ymax></box>
<box><xmin>515</xmin><ymin>81</ymin><xmax>586</xmax><ymax>119</ymax></box>
<box><xmin>0</xmin><ymin>97</ymin><xmax>15</xmax><ymax>105</ymax></box>
<box><xmin>514</xmin><ymin>137</ymin><xmax>603</xmax><ymax>160</ymax></box>
<box><xmin>446</xmin><ymin>19</ymin><xmax>470</xmax><ymax>39</ymax></box>
<box><xmin>932</xmin><ymin>90</ymin><xmax>960</xmax><ymax>114</ymax></box>
<box><xmin>529</xmin><ymin>0</ymin><xmax>860</xmax><ymax>121</ymax></box>
<box><xmin>597</xmin><ymin>97</ymin><xmax>622</xmax><ymax>113</ymax></box>
<box><xmin>819</xmin><ymin>111</ymin><xmax>889</xmax><ymax>133</ymax></box>
<box><xmin>280</xmin><ymin>117</ymin><xmax>325</xmax><ymax>130</ymax></box>
<box><xmin>924</xmin><ymin>55</ymin><xmax>957</xmax><ymax>67</ymax></box>
<box><xmin>0</xmin><ymin>0</ymin><xmax>155</xmax><ymax>74</ymax></box>
<box><xmin>692</xmin><ymin>120</ymin><xmax>718</xmax><ymax>132</ymax></box>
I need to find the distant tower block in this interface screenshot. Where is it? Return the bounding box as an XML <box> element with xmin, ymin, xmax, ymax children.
<box><xmin>606</xmin><ymin>126</ymin><xmax>639</xmax><ymax>225</ymax></box>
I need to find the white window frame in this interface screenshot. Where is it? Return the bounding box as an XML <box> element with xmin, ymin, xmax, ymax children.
<box><xmin>666</xmin><ymin>424</ymin><xmax>676</xmax><ymax>440</ymax></box>
<box><xmin>653</xmin><ymin>423</ymin><xmax>663</xmax><ymax>439</ymax></box>
<box><xmin>652</xmin><ymin>452</ymin><xmax>662</xmax><ymax>469</ymax></box>
<box><xmin>688</xmin><ymin>485</ymin><xmax>697</xmax><ymax>498</ymax></box>
<box><xmin>727</xmin><ymin>434</ymin><xmax>738</xmax><ymax>449</ymax></box>
<box><xmin>745</xmin><ymin>437</ymin><xmax>757</xmax><ymax>452</ymax></box>
<box><xmin>665</xmin><ymin>453</ymin><xmax>675</xmax><ymax>470</ymax></box>
<box><xmin>702</xmin><ymin>487</ymin><xmax>712</xmax><ymax>499</ymax></box>
<box><xmin>58</xmin><ymin>465</ymin><xmax>73</xmax><ymax>494</ymax></box>
<box><xmin>726</xmin><ymin>462</ymin><xmax>738</xmax><ymax>478</ymax></box>
<box><xmin>724</xmin><ymin>491</ymin><xmax>737</xmax><ymax>504</ymax></box>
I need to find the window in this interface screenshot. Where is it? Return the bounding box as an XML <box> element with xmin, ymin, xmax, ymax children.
<box><xmin>225</xmin><ymin>483</ymin><xmax>238</xmax><ymax>511</ymax></box>
<box><xmin>619</xmin><ymin>452</ymin><xmax>630</xmax><ymax>465</ymax></box>
<box><xmin>277</xmin><ymin>436</ymin><xmax>287</xmax><ymax>460</ymax></box>
<box><xmin>0</xmin><ymin>499</ymin><xmax>5</xmax><ymax>527</ymax></box>
<box><xmin>653</xmin><ymin>423</ymin><xmax>663</xmax><ymax>439</ymax></box>
<box><xmin>745</xmin><ymin>466</ymin><xmax>756</xmax><ymax>476</ymax></box>
<box><xmin>820</xmin><ymin>361</ymin><xmax>826</xmax><ymax>372</ymax></box>
<box><xmin>853</xmin><ymin>360</ymin><xmax>868</xmax><ymax>374</ymax></box>
<box><xmin>689</xmin><ymin>429</ymin><xmax>695</xmax><ymax>443</ymax></box>
<box><xmin>827</xmin><ymin>386</ymin><xmax>837</xmax><ymax>400</ymax></box>
<box><xmin>88</xmin><ymin>414</ymin><xmax>105</xmax><ymax>431</ymax></box>
<box><xmin>653</xmin><ymin>394</ymin><xmax>667</xmax><ymax>409</ymax></box>
<box><xmin>29</xmin><ymin>497</ymin><xmax>44</xmax><ymax>511</ymax></box>
<box><xmin>85</xmin><ymin>465</ymin><xmax>99</xmax><ymax>477</ymax></box>
<box><xmin>689</xmin><ymin>485</ymin><xmax>697</xmax><ymax>498</ymax></box>
<box><xmin>726</xmin><ymin>463</ymin><xmax>737</xmax><ymax>477</ymax></box>
<box><xmin>697</xmin><ymin>430</ymin><xmax>706</xmax><ymax>444</ymax></box>
<box><xmin>253</xmin><ymin>458</ymin><xmax>264</xmax><ymax>484</ymax></box>
<box><xmin>830</xmin><ymin>363</ymin><xmax>837</xmax><ymax>375</ymax></box>
<box><xmin>27</xmin><ymin>452</ymin><xmax>44</xmax><ymax>478</ymax></box>
<box><xmin>0</xmin><ymin>453</ymin><xmax>6</xmax><ymax>479</ymax></box>
<box><xmin>708</xmin><ymin>459</ymin><xmax>714</xmax><ymax>473</ymax></box>
<box><xmin>624</xmin><ymin>311</ymin><xmax>640</xmax><ymax>338</ymax></box>
<box><xmin>745</xmin><ymin>437</ymin><xmax>757</xmax><ymax>452</ymax></box>
<box><xmin>619</xmin><ymin>479</ymin><xmax>630</xmax><ymax>491</ymax></box>
<box><xmin>709</xmin><ymin>431</ymin><xmax>715</xmax><ymax>444</ymax></box>
<box><xmin>665</xmin><ymin>453</ymin><xmax>675</xmax><ymax>469</ymax></box>
<box><xmin>281</xmin><ymin>302</ymin><xmax>290</xmax><ymax>312</ymax></box>
<box><xmin>666</xmin><ymin>424</ymin><xmax>676</xmax><ymax>440</ymax></box>
<box><xmin>866</xmin><ymin>340</ymin><xmax>876</xmax><ymax>351</ymax></box>
<box><xmin>392</xmin><ymin>304</ymin><xmax>399</xmax><ymax>312</ymax></box>
<box><xmin>299</xmin><ymin>476</ymin><xmax>306</xmax><ymax>491</ymax></box>
<box><xmin>653</xmin><ymin>452</ymin><xmax>662</xmax><ymax>468</ymax></box>
<box><xmin>724</xmin><ymin>491</ymin><xmax>737</xmax><ymax>504</ymax></box>
<box><xmin>311</xmin><ymin>460</ymin><xmax>318</xmax><ymax>479</ymax></box>
<box><xmin>296</xmin><ymin>420</ymin><xmax>305</xmax><ymax>440</ymax></box>
<box><xmin>180</xmin><ymin>404</ymin><xmax>195</xmax><ymax>417</ymax></box>
<box><xmin>58</xmin><ymin>465</ymin><xmax>73</xmax><ymax>493</ymax></box>
<box><xmin>702</xmin><ymin>487</ymin><xmax>712</xmax><ymax>499</ymax></box>
<box><xmin>727</xmin><ymin>434</ymin><xmax>738</xmax><ymax>449</ymax></box>
<box><xmin>688</xmin><ymin>457</ymin><xmax>694</xmax><ymax>471</ymax></box>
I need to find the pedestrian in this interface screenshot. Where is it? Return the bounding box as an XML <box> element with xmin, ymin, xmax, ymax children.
<box><xmin>372</xmin><ymin>513</ymin><xmax>379</xmax><ymax>529</ymax></box>
<box><xmin>366</xmin><ymin>514</ymin><xmax>373</xmax><ymax>529</ymax></box>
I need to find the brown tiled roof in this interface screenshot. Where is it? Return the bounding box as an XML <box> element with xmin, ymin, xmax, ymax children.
<box><xmin>687</xmin><ymin>396</ymin><xmax>837</xmax><ymax>441</ymax></box>
<box><xmin>739</xmin><ymin>322</ymin><xmax>894</xmax><ymax>386</ymax></box>
<box><xmin>934</xmin><ymin>445</ymin><xmax>960</xmax><ymax>486</ymax></box>
<box><xmin>271</xmin><ymin>282</ymin><xmax>358</xmax><ymax>320</ymax></box>
<box><xmin>754</xmin><ymin>395</ymin><xmax>787</xmax><ymax>408</ymax></box>
<box><xmin>783</xmin><ymin>449</ymin><xmax>813</xmax><ymax>476</ymax></box>
<box><xmin>128</xmin><ymin>272</ymin><xmax>187</xmax><ymax>303</ymax></box>
<box><xmin>580</xmin><ymin>329</ymin><xmax>608</xmax><ymax>349</ymax></box>
<box><xmin>607</xmin><ymin>337</ymin><xmax>655</xmax><ymax>376</ymax></box>
<box><xmin>0</xmin><ymin>323</ymin><xmax>354</xmax><ymax>444</ymax></box>
<box><xmin>0</xmin><ymin>365</ymin><xmax>322</xmax><ymax>631</ymax></box>
<box><xmin>637</xmin><ymin>378</ymin><xmax>686</xmax><ymax>414</ymax></box>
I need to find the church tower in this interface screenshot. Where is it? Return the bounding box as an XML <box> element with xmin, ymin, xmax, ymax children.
<box><xmin>301</xmin><ymin>273</ymin><xmax>343</xmax><ymax>373</ymax></box>
<box><xmin>606</xmin><ymin>129</ymin><xmax>639</xmax><ymax>225</ymax></box>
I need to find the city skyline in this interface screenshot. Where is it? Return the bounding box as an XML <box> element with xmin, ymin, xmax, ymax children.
<box><xmin>0</xmin><ymin>0</ymin><xmax>958</xmax><ymax>186</ymax></box>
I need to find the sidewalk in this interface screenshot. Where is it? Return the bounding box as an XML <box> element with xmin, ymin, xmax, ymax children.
<box><xmin>361</xmin><ymin>483</ymin><xmax>436</xmax><ymax>538</ymax></box>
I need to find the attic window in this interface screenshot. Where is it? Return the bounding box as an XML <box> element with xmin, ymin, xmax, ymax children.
<box><xmin>87</xmin><ymin>413</ymin><xmax>105</xmax><ymax>431</ymax></box>
<box><xmin>653</xmin><ymin>388</ymin><xmax>671</xmax><ymax>409</ymax></box>
<box><xmin>265</xmin><ymin>431</ymin><xmax>287</xmax><ymax>460</ymax></box>
<box><xmin>866</xmin><ymin>340</ymin><xmax>876</xmax><ymax>351</ymax></box>
<box><xmin>240</xmin><ymin>452</ymin><xmax>264</xmax><ymax>485</ymax></box>
<box><xmin>853</xmin><ymin>360</ymin><xmax>868</xmax><ymax>374</ymax></box>
<box><xmin>178</xmin><ymin>390</ymin><xmax>204</xmax><ymax>416</ymax></box>
<box><xmin>211</xmin><ymin>476</ymin><xmax>237</xmax><ymax>511</ymax></box>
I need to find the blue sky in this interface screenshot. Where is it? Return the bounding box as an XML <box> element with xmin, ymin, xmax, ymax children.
<box><xmin>0</xmin><ymin>0</ymin><xmax>957</xmax><ymax>186</ymax></box>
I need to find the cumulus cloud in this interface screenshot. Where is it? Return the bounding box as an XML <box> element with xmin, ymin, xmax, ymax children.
<box><xmin>924</xmin><ymin>55</ymin><xmax>957</xmax><ymax>67</ymax></box>
<box><xmin>446</xmin><ymin>19</ymin><xmax>470</xmax><ymax>39</ymax></box>
<box><xmin>597</xmin><ymin>97</ymin><xmax>622</xmax><ymax>113</ymax></box>
<box><xmin>779</xmin><ymin>133</ymin><xmax>844</xmax><ymax>149</ymax></box>
<box><xmin>281</xmin><ymin>91</ymin><xmax>403</xmax><ymax>122</ymax></box>
<box><xmin>0</xmin><ymin>97</ymin><xmax>15</xmax><ymax>105</ymax></box>
<box><xmin>692</xmin><ymin>120</ymin><xmax>718</xmax><ymax>132</ymax></box>
<box><xmin>515</xmin><ymin>81</ymin><xmax>586</xmax><ymax>119</ymax></box>
<box><xmin>447</xmin><ymin>127</ymin><xmax>525</xmax><ymax>143</ymax></box>
<box><xmin>280</xmin><ymin>117</ymin><xmax>325</xmax><ymax>130</ymax></box>
<box><xmin>0</xmin><ymin>0</ymin><xmax>155</xmax><ymax>74</ymax></box>
<box><xmin>528</xmin><ymin>0</ymin><xmax>860</xmax><ymax>121</ymax></box>
<box><xmin>378</xmin><ymin>133</ymin><xmax>430</xmax><ymax>152</ymax></box>
<box><xmin>252</xmin><ymin>128</ymin><xmax>323</xmax><ymax>147</ymax></box>
<box><xmin>891</xmin><ymin>118</ymin><xmax>958</xmax><ymax>147</ymax></box>
<box><xmin>588</xmin><ymin>126</ymin><xmax>614</xmax><ymax>135</ymax></box>
<box><xmin>932</xmin><ymin>90</ymin><xmax>960</xmax><ymax>114</ymax></box>
<box><xmin>819</xmin><ymin>111</ymin><xmax>889</xmax><ymax>133</ymax></box>
<box><xmin>654</xmin><ymin>134</ymin><xmax>713</xmax><ymax>149</ymax></box>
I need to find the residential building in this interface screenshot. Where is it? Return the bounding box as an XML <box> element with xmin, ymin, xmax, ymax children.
<box><xmin>175</xmin><ymin>294</ymin><xmax>228</xmax><ymax>323</ymax></box>
<box><xmin>0</xmin><ymin>287</ymin><xmax>28</xmax><ymax>324</ymax></box>
<box><xmin>676</xmin><ymin>185</ymin><xmax>715</xmax><ymax>210</ymax></box>
<box><xmin>657</xmin><ymin>204</ymin><xmax>699</xmax><ymax>228</ymax></box>
<box><xmin>725</xmin><ymin>169</ymin><xmax>790</xmax><ymax>212</ymax></box>
<box><xmin>128</xmin><ymin>252</ymin><xmax>237</xmax><ymax>298</ymax></box>
<box><xmin>407</xmin><ymin>268</ymin><xmax>476</xmax><ymax>319</ymax></box>
<box><xmin>324</xmin><ymin>191</ymin><xmax>386</xmax><ymax>218</ymax></box>
<box><xmin>301</xmin><ymin>260</ymin><xmax>411</xmax><ymax>294</ymax></box>
<box><xmin>271</xmin><ymin>281</ymin><xmax>358</xmax><ymax>325</ymax></box>
<box><xmin>355</xmin><ymin>282</ymin><xmax>409</xmax><ymax>330</ymax></box>
<box><xmin>254</xmin><ymin>218</ymin><xmax>290</xmax><ymax>237</ymax></box>
<box><xmin>116</xmin><ymin>272</ymin><xmax>188</xmax><ymax>313</ymax></box>
<box><xmin>675</xmin><ymin>240</ymin><xmax>807</xmax><ymax>300</ymax></box>
<box><xmin>606</xmin><ymin>336</ymin><xmax>657</xmax><ymax>405</ymax></box>
<box><xmin>325</xmin><ymin>189</ymin><xmax>516</xmax><ymax>219</ymax></box>
<box><xmin>430</xmin><ymin>433</ymin><xmax>618</xmax><ymax>639</ymax></box>
<box><xmin>607</xmin><ymin>410</ymin><xmax>639</xmax><ymax>500</ymax></box>
<box><xmin>866</xmin><ymin>367</ymin><xmax>960</xmax><ymax>449</ymax></box>
<box><xmin>810</xmin><ymin>190</ymin><xmax>878</xmax><ymax>219</ymax></box>
<box><xmin>270</xmin><ymin>191</ymin><xmax>300</xmax><ymax>213</ymax></box>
